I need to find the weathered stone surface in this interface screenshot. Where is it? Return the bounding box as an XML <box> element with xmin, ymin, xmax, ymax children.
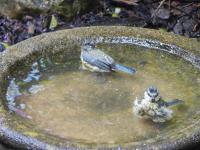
<box><xmin>0</xmin><ymin>26</ymin><xmax>200</xmax><ymax>149</ymax></box>
<box><xmin>0</xmin><ymin>0</ymin><xmax>98</xmax><ymax>19</ymax></box>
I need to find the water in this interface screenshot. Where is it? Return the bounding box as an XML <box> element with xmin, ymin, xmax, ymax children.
<box><xmin>5</xmin><ymin>44</ymin><xmax>200</xmax><ymax>144</ymax></box>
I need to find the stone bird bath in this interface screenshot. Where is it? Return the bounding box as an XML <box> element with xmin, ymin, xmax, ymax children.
<box><xmin>0</xmin><ymin>26</ymin><xmax>200</xmax><ymax>149</ymax></box>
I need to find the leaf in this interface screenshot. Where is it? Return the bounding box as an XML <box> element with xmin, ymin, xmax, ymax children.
<box><xmin>112</xmin><ymin>7</ymin><xmax>121</xmax><ymax>18</ymax></box>
<box><xmin>112</xmin><ymin>13</ymin><xmax>119</xmax><ymax>18</ymax></box>
<box><xmin>112</xmin><ymin>0</ymin><xmax>139</xmax><ymax>5</ymax></box>
<box><xmin>1</xmin><ymin>42</ymin><xmax>9</xmax><ymax>48</ymax></box>
<box><xmin>0</xmin><ymin>42</ymin><xmax>9</xmax><ymax>52</ymax></box>
<box><xmin>49</xmin><ymin>15</ymin><xmax>58</xmax><ymax>30</ymax></box>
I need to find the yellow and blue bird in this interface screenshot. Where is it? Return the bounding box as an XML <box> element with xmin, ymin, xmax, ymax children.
<box><xmin>80</xmin><ymin>43</ymin><xmax>136</xmax><ymax>75</ymax></box>
<box><xmin>133</xmin><ymin>86</ymin><xmax>184</xmax><ymax>123</ymax></box>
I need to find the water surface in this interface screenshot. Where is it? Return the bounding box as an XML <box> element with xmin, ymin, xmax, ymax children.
<box><xmin>6</xmin><ymin>44</ymin><xmax>200</xmax><ymax>144</ymax></box>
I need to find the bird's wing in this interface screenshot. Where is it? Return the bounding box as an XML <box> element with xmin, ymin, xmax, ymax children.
<box><xmin>165</xmin><ymin>99</ymin><xmax>184</xmax><ymax>107</ymax></box>
<box><xmin>89</xmin><ymin>50</ymin><xmax>114</xmax><ymax>63</ymax></box>
<box><xmin>82</xmin><ymin>49</ymin><xmax>115</xmax><ymax>71</ymax></box>
<box><xmin>157</xmin><ymin>99</ymin><xmax>168</xmax><ymax>107</ymax></box>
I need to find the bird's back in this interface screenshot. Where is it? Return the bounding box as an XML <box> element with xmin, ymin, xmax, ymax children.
<box><xmin>81</xmin><ymin>48</ymin><xmax>115</xmax><ymax>71</ymax></box>
<box><xmin>83</xmin><ymin>49</ymin><xmax>114</xmax><ymax>63</ymax></box>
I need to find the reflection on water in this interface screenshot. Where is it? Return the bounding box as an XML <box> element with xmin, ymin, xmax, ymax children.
<box><xmin>5</xmin><ymin>44</ymin><xmax>200</xmax><ymax>144</ymax></box>
<box><xmin>23</xmin><ymin>62</ymin><xmax>41</xmax><ymax>83</ymax></box>
<box><xmin>6</xmin><ymin>78</ymin><xmax>21</xmax><ymax>107</ymax></box>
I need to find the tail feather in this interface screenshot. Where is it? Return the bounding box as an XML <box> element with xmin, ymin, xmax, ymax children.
<box><xmin>114</xmin><ymin>63</ymin><xmax>136</xmax><ymax>75</ymax></box>
<box><xmin>166</xmin><ymin>99</ymin><xmax>184</xmax><ymax>107</ymax></box>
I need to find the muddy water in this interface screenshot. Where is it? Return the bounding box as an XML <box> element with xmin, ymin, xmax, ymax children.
<box><xmin>6</xmin><ymin>44</ymin><xmax>200</xmax><ymax>144</ymax></box>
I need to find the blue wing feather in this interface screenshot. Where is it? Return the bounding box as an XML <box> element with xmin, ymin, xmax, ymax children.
<box><xmin>81</xmin><ymin>47</ymin><xmax>136</xmax><ymax>74</ymax></box>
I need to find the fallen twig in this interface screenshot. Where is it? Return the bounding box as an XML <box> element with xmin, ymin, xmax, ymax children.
<box><xmin>112</xmin><ymin>0</ymin><xmax>139</xmax><ymax>5</ymax></box>
<box><xmin>152</xmin><ymin>0</ymin><xmax>166</xmax><ymax>18</ymax></box>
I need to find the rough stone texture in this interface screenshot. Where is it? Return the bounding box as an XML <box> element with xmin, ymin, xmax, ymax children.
<box><xmin>0</xmin><ymin>0</ymin><xmax>98</xmax><ymax>19</ymax></box>
<box><xmin>0</xmin><ymin>26</ymin><xmax>200</xmax><ymax>149</ymax></box>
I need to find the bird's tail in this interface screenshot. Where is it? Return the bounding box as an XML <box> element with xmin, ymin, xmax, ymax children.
<box><xmin>114</xmin><ymin>63</ymin><xmax>136</xmax><ymax>75</ymax></box>
<box><xmin>166</xmin><ymin>99</ymin><xmax>184</xmax><ymax>107</ymax></box>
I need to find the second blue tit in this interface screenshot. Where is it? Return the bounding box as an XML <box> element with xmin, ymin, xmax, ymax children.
<box><xmin>80</xmin><ymin>43</ymin><xmax>136</xmax><ymax>75</ymax></box>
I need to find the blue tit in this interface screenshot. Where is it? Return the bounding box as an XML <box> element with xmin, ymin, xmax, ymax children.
<box><xmin>146</xmin><ymin>86</ymin><xmax>184</xmax><ymax>107</ymax></box>
<box><xmin>133</xmin><ymin>86</ymin><xmax>184</xmax><ymax>123</ymax></box>
<box><xmin>80</xmin><ymin>43</ymin><xmax>136</xmax><ymax>75</ymax></box>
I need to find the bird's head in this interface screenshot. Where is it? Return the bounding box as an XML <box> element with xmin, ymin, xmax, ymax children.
<box><xmin>144</xmin><ymin>86</ymin><xmax>160</xmax><ymax>102</ymax></box>
<box><xmin>82</xmin><ymin>41</ymin><xmax>95</xmax><ymax>51</ymax></box>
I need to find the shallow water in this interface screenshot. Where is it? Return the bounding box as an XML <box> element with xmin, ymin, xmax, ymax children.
<box><xmin>5</xmin><ymin>44</ymin><xmax>200</xmax><ymax>144</ymax></box>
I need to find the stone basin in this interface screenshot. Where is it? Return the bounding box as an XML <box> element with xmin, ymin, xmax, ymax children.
<box><xmin>0</xmin><ymin>26</ymin><xmax>200</xmax><ymax>149</ymax></box>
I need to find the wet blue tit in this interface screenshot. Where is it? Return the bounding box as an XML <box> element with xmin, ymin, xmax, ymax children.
<box><xmin>146</xmin><ymin>86</ymin><xmax>184</xmax><ymax>107</ymax></box>
<box><xmin>133</xmin><ymin>86</ymin><xmax>184</xmax><ymax>123</ymax></box>
<box><xmin>80</xmin><ymin>43</ymin><xmax>136</xmax><ymax>75</ymax></box>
